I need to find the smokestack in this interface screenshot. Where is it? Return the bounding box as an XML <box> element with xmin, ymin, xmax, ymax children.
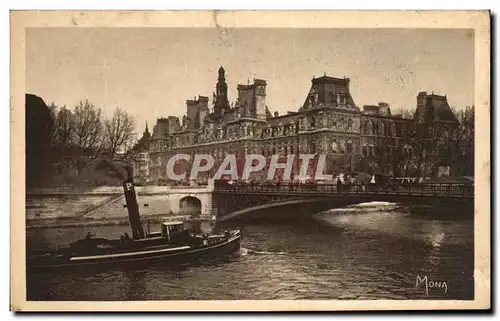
<box><xmin>123</xmin><ymin>180</ymin><xmax>145</xmax><ymax>240</ymax></box>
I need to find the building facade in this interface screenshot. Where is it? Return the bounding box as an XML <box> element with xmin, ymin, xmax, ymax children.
<box><xmin>148</xmin><ymin>66</ymin><xmax>460</xmax><ymax>184</ymax></box>
<box><xmin>130</xmin><ymin>123</ymin><xmax>151</xmax><ymax>184</ymax></box>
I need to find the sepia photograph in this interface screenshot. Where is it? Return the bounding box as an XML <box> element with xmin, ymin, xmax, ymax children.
<box><xmin>10</xmin><ymin>10</ymin><xmax>490</xmax><ymax>311</ymax></box>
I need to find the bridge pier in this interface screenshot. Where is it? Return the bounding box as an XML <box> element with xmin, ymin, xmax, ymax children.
<box><xmin>157</xmin><ymin>184</ymin><xmax>216</xmax><ymax>220</ymax></box>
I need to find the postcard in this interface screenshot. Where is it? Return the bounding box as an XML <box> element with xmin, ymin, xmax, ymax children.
<box><xmin>10</xmin><ymin>10</ymin><xmax>490</xmax><ymax>311</ymax></box>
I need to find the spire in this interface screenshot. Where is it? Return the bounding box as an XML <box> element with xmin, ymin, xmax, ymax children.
<box><xmin>214</xmin><ymin>65</ymin><xmax>229</xmax><ymax>117</ymax></box>
<box><xmin>218</xmin><ymin>66</ymin><xmax>226</xmax><ymax>81</ymax></box>
<box><xmin>145</xmin><ymin>121</ymin><xmax>149</xmax><ymax>134</ymax></box>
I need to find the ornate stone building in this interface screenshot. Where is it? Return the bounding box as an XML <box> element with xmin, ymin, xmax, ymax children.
<box><xmin>129</xmin><ymin>123</ymin><xmax>151</xmax><ymax>183</ymax></box>
<box><xmin>148</xmin><ymin>67</ymin><xmax>459</xmax><ymax>184</ymax></box>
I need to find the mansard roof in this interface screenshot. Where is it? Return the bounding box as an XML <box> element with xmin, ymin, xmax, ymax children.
<box><xmin>414</xmin><ymin>92</ymin><xmax>459</xmax><ymax>123</ymax></box>
<box><xmin>311</xmin><ymin>75</ymin><xmax>348</xmax><ymax>84</ymax></box>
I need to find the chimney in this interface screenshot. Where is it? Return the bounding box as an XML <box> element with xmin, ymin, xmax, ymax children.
<box><xmin>378</xmin><ymin>102</ymin><xmax>390</xmax><ymax>117</ymax></box>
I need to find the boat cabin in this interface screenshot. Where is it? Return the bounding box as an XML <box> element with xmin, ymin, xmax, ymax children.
<box><xmin>161</xmin><ymin>221</ymin><xmax>190</xmax><ymax>243</ymax></box>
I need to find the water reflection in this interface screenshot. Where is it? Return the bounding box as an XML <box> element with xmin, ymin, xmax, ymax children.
<box><xmin>314</xmin><ymin>202</ymin><xmax>471</xmax><ymax>248</ymax></box>
<box><xmin>122</xmin><ymin>270</ymin><xmax>148</xmax><ymax>300</ymax></box>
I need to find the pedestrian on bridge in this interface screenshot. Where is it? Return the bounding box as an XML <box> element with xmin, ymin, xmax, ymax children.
<box><xmin>336</xmin><ymin>176</ymin><xmax>343</xmax><ymax>193</ymax></box>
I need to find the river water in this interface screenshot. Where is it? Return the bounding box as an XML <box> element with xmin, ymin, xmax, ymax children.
<box><xmin>26</xmin><ymin>201</ymin><xmax>474</xmax><ymax>300</ymax></box>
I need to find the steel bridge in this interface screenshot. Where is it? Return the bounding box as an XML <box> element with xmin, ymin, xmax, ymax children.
<box><xmin>212</xmin><ymin>183</ymin><xmax>474</xmax><ymax>221</ymax></box>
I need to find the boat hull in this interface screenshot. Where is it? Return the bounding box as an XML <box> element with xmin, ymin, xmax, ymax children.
<box><xmin>27</xmin><ymin>231</ymin><xmax>241</xmax><ymax>271</ymax></box>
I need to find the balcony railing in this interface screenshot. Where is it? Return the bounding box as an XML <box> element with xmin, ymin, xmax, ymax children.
<box><xmin>214</xmin><ymin>183</ymin><xmax>474</xmax><ymax>199</ymax></box>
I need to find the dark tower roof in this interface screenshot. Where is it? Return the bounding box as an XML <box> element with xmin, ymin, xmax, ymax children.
<box><xmin>218</xmin><ymin>66</ymin><xmax>226</xmax><ymax>81</ymax></box>
<box><xmin>214</xmin><ymin>66</ymin><xmax>230</xmax><ymax>118</ymax></box>
<box><xmin>414</xmin><ymin>92</ymin><xmax>458</xmax><ymax>123</ymax></box>
<box><xmin>300</xmin><ymin>74</ymin><xmax>356</xmax><ymax>111</ymax></box>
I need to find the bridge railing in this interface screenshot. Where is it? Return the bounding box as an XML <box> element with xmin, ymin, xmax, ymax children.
<box><xmin>214</xmin><ymin>183</ymin><xmax>474</xmax><ymax>198</ymax></box>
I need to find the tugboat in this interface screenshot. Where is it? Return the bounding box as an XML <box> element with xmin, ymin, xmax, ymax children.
<box><xmin>27</xmin><ymin>160</ymin><xmax>241</xmax><ymax>270</ymax></box>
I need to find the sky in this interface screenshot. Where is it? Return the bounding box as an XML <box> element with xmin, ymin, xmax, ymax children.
<box><xmin>26</xmin><ymin>27</ymin><xmax>474</xmax><ymax>134</ymax></box>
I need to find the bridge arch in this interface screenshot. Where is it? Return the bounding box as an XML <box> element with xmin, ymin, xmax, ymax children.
<box><xmin>217</xmin><ymin>198</ymin><xmax>336</xmax><ymax>222</ymax></box>
<box><xmin>179</xmin><ymin>196</ymin><xmax>202</xmax><ymax>216</ymax></box>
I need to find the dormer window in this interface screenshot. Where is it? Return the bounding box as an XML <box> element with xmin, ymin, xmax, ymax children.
<box><xmin>310</xmin><ymin>117</ymin><xmax>316</xmax><ymax>128</ymax></box>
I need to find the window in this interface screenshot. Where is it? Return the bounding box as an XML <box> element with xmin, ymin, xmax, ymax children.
<box><xmin>362</xmin><ymin>146</ymin><xmax>368</xmax><ymax>157</ymax></box>
<box><xmin>346</xmin><ymin>142</ymin><xmax>353</xmax><ymax>154</ymax></box>
<box><xmin>403</xmin><ymin>144</ymin><xmax>414</xmax><ymax>158</ymax></box>
<box><xmin>379</xmin><ymin>122</ymin><xmax>385</xmax><ymax>136</ymax></box>
<box><xmin>337</xmin><ymin>94</ymin><xmax>347</xmax><ymax>106</ymax></box>
<box><xmin>347</xmin><ymin>119</ymin><xmax>353</xmax><ymax>131</ymax></box>
<box><xmin>331</xmin><ymin>141</ymin><xmax>338</xmax><ymax>153</ymax></box>
<box><xmin>310</xmin><ymin>117</ymin><xmax>316</xmax><ymax>129</ymax></box>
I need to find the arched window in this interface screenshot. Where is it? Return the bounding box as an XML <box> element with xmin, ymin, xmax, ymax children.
<box><xmin>379</xmin><ymin>122</ymin><xmax>385</xmax><ymax>136</ymax></box>
<box><xmin>345</xmin><ymin>140</ymin><xmax>353</xmax><ymax>154</ymax></box>
<box><xmin>403</xmin><ymin>144</ymin><xmax>414</xmax><ymax>158</ymax></box>
<box><xmin>367</xmin><ymin>121</ymin><xmax>373</xmax><ymax>135</ymax></box>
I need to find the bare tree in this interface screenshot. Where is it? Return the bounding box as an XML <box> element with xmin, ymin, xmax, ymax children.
<box><xmin>103</xmin><ymin>108</ymin><xmax>136</xmax><ymax>157</ymax></box>
<box><xmin>394</xmin><ymin>107</ymin><xmax>416</xmax><ymax>120</ymax></box>
<box><xmin>449</xmin><ymin>105</ymin><xmax>475</xmax><ymax>175</ymax></box>
<box><xmin>53</xmin><ymin>105</ymin><xmax>74</xmax><ymax>145</ymax></box>
<box><xmin>72</xmin><ymin>100</ymin><xmax>103</xmax><ymax>151</ymax></box>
